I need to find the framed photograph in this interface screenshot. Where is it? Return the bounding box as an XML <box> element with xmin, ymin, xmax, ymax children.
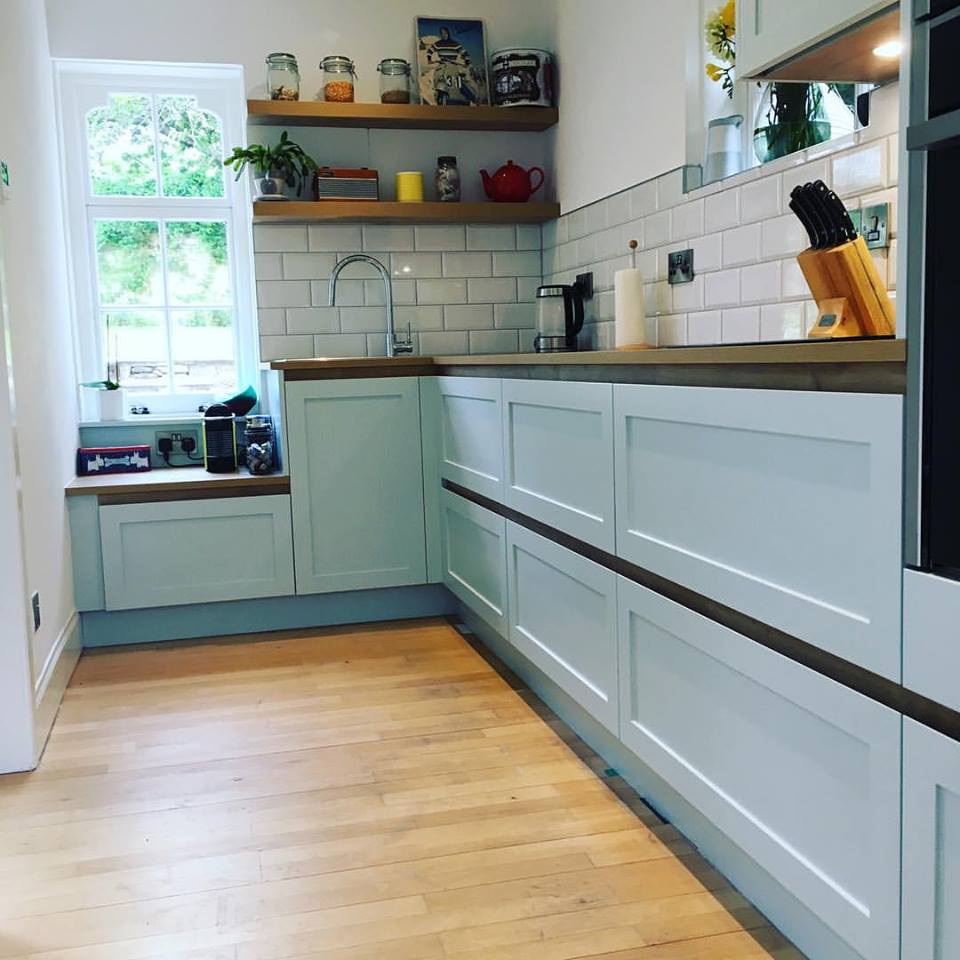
<box><xmin>415</xmin><ymin>16</ymin><xmax>489</xmax><ymax>106</ymax></box>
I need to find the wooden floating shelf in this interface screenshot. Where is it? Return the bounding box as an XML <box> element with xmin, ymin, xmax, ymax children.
<box><xmin>247</xmin><ymin>100</ymin><xmax>558</xmax><ymax>132</ymax></box>
<box><xmin>253</xmin><ymin>200</ymin><xmax>560</xmax><ymax>224</ymax></box>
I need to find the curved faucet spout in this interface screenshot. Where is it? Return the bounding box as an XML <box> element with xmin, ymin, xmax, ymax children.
<box><xmin>328</xmin><ymin>254</ymin><xmax>411</xmax><ymax>357</ymax></box>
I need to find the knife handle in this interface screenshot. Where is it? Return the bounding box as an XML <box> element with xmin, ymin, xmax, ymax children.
<box><xmin>789</xmin><ymin>197</ymin><xmax>820</xmax><ymax>250</ymax></box>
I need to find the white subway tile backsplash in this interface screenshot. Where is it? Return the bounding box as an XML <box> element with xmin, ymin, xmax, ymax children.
<box><xmin>606</xmin><ymin>191</ymin><xmax>632</xmax><ymax>227</ymax></box>
<box><xmin>413</xmin><ymin>225</ymin><xmax>465</xmax><ymax>251</ymax></box>
<box><xmin>417</xmin><ymin>278</ymin><xmax>467</xmax><ymax>304</ymax></box>
<box><xmin>467</xmin><ymin>224</ymin><xmax>517</xmax><ymax>251</ymax></box>
<box><xmin>282</xmin><ymin>252</ymin><xmax>337</xmax><ymax>280</ymax></box>
<box><xmin>888</xmin><ymin>133</ymin><xmax>899</xmax><ymax>187</ymax></box>
<box><xmin>495</xmin><ymin>303</ymin><xmax>536</xmax><ymax>329</ymax></box>
<box><xmin>259</xmin><ymin>334</ymin><xmax>314</xmax><ymax>360</ymax></box>
<box><xmin>721</xmin><ymin>306</ymin><xmax>760</xmax><ymax>342</ymax></box>
<box><xmin>761</xmin><ymin>215</ymin><xmax>808</xmax><ymax>259</ymax></box>
<box><xmin>671</xmin><ymin>200</ymin><xmax>705</xmax><ymax>241</ymax></box>
<box><xmin>470</xmin><ymin>329</ymin><xmax>519</xmax><ymax>354</ymax></box>
<box><xmin>740</xmin><ymin>261</ymin><xmax>781</xmax><ymax>304</ymax></box>
<box><xmin>739</xmin><ymin>176</ymin><xmax>781</xmax><ymax>223</ymax></box>
<box><xmin>577</xmin><ymin>234</ymin><xmax>598</xmax><ymax>266</ymax></box>
<box><xmin>586</xmin><ymin>200</ymin><xmax>608</xmax><ymax>235</ymax></box>
<box><xmin>285</xmin><ymin>307</ymin><xmax>339</xmax><ymax>335</ymax></box>
<box><xmin>704</xmin><ymin>269</ymin><xmax>741</xmax><ymax>309</ymax></box>
<box><xmin>516</xmin><ymin>224</ymin><xmax>541</xmax><ymax>251</ymax></box>
<box><xmin>307</xmin><ymin>225</ymin><xmax>362</xmax><ymax>252</ymax></box>
<box><xmin>362</xmin><ymin>225</ymin><xmax>414</xmax><ymax>251</ymax></box>
<box><xmin>644</xmin><ymin>210</ymin><xmax>671</xmax><ymax>249</ymax></box>
<box><xmin>311</xmin><ymin>278</ymin><xmax>363</xmax><ymax>307</ymax></box>
<box><xmin>257</xmin><ymin>280</ymin><xmax>311</xmax><ymax>308</ymax></box>
<box><xmin>671</xmin><ymin>275</ymin><xmax>704</xmax><ymax>312</ymax></box>
<box><xmin>780</xmin><ymin>259</ymin><xmax>809</xmax><ymax>300</ymax></box>
<box><xmin>692</xmin><ymin>232</ymin><xmax>724</xmax><ymax>273</ymax></box>
<box><xmin>365</xmin><ymin>278</ymin><xmax>415</xmax><ymax>305</ymax></box>
<box><xmin>782</xmin><ymin>158</ymin><xmax>829</xmax><ymax>196</ymax></box>
<box><xmin>419</xmin><ymin>331</ymin><xmax>469</xmax><ymax>355</ymax></box>
<box><xmin>630</xmin><ymin>180</ymin><xmax>658</xmax><ymax>219</ymax></box>
<box><xmin>760</xmin><ymin>302</ymin><xmax>806</xmax><ymax>341</ymax></box>
<box><xmin>644</xmin><ymin>281</ymin><xmax>672</xmax><ymax>316</ymax></box>
<box><xmin>258</xmin><ymin>308</ymin><xmax>285</xmax><ymax>336</ymax></box>
<box><xmin>468</xmin><ymin>277</ymin><xmax>517</xmax><ymax>303</ymax></box>
<box><xmin>705</xmin><ymin>189</ymin><xmax>740</xmax><ymax>233</ymax></box>
<box><xmin>657</xmin><ymin>314</ymin><xmax>688</xmax><ymax>346</ymax></box>
<box><xmin>312</xmin><ymin>333</ymin><xmax>366</xmax><ymax>357</ymax></box>
<box><xmin>493</xmin><ymin>251</ymin><xmax>541</xmax><ymax>277</ymax></box>
<box><xmin>656</xmin><ymin>168</ymin><xmax>685</xmax><ymax>209</ymax></box>
<box><xmin>255</xmin><ymin>254</ymin><xmax>283</xmax><ymax>281</ymax></box>
<box><xmin>441</xmin><ymin>252</ymin><xmax>492</xmax><ymax>278</ymax></box>
<box><xmin>722</xmin><ymin>223</ymin><xmax>761</xmax><ymax>266</ymax></box>
<box><xmin>445</xmin><ymin>304</ymin><xmax>494</xmax><ymax>330</ymax></box>
<box><xmin>687</xmin><ymin>310</ymin><xmax>722</xmax><ymax>345</ymax></box>
<box><xmin>395</xmin><ymin>305</ymin><xmax>444</xmax><ymax>332</ymax></box>
<box><xmin>254</xmin><ymin>225</ymin><xmax>308</xmax><ymax>253</ymax></box>
<box><xmin>339</xmin><ymin>306</ymin><xmax>391</xmax><ymax>334</ymax></box>
<box><xmin>390</xmin><ymin>253</ymin><xmax>442</xmax><ymax>279</ymax></box>
<box><xmin>566</xmin><ymin>208</ymin><xmax>588</xmax><ymax>241</ymax></box>
<box><xmin>832</xmin><ymin>142</ymin><xmax>887</xmax><ymax>198</ymax></box>
<box><xmin>518</xmin><ymin>278</ymin><xmax>541</xmax><ymax>302</ymax></box>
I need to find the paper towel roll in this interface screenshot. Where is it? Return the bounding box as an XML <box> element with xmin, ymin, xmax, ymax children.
<box><xmin>614</xmin><ymin>267</ymin><xmax>646</xmax><ymax>348</ymax></box>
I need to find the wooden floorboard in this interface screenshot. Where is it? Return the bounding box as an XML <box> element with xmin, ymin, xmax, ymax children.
<box><xmin>0</xmin><ymin>617</ymin><xmax>805</xmax><ymax>959</ymax></box>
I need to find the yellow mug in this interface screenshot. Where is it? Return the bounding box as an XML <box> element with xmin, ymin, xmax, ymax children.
<box><xmin>395</xmin><ymin>171</ymin><xmax>424</xmax><ymax>202</ymax></box>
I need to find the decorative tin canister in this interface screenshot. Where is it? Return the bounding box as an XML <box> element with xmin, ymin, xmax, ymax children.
<box><xmin>490</xmin><ymin>48</ymin><xmax>554</xmax><ymax>108</ymax></box>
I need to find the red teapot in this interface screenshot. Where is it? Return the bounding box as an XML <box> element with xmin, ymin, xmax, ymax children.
<box><xmin>480</xmin><ymin>160</ymin><xmax>545</xmax><ymax>202</ymax></box>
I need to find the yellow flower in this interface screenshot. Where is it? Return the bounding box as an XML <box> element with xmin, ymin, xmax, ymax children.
<box><xmin>721</xmin><ymin>0</ymin><xmax>736</xmax><ymax>31</ymax></box>
<box><xmin>705</xmin><ymin>63</ymin><xmax>723</xmax><ymax>80</ymax></box>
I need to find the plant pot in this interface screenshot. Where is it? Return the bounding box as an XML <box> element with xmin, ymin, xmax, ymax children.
<box><xmin>97</xmin><ymin>388</ymin><xmax>127</xmax><ymax>421</ymax></box>
<box><xmin>255</xmin><ymin>176</ymin><xmax>288</xmax><ymax>201</ymax></box>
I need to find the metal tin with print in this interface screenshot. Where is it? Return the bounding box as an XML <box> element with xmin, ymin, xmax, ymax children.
<box><xmin>490</xmin><ymin>48</ymin><xmax>554</xmax><ymax>108</ymax></box>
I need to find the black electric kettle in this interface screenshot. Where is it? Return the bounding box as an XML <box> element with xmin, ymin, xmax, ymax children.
<box><xmin>534</xmin><ymin>284</ymin><xmax>584</xmax><ymax>353</ymax></box>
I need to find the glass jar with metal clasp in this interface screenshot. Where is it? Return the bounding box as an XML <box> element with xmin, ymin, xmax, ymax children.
<box><xmin>321</xmin><ymin>56</ymin><xmax>357</xmax><ymax>102</ymax></box>
<box><xmin>266</xmin><ymin>52</ymin><xmax>300</xmax><ymax>101</ymax></box>
<box><xmin>377</xmin><ymin>58</ymin><xmax>411</xmax><ymax>104</ymax></box>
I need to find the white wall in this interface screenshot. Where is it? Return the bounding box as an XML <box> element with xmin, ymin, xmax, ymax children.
<box><xmin>552</xmin><ymin>0</ymin><xmax>698</xmax><ymax>212</ymax></box>
<box><xmin>0</xmin><ymin>0</ymin><xmax>79</xmax><ymax>704</ymax></box>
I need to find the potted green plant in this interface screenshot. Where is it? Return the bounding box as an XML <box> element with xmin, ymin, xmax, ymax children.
<box><xmin>82</xmin><ymin>321</ymin><xmax>126</xmax><ymax>420</ymax></box>
<box><xmin>223</xmin><ymin>131</ymin><xmax>318</xmax><ymax>200</ymax></box>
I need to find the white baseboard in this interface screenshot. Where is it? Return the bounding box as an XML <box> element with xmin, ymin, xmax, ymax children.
<box><xmin>33</xmin><ymin>613</ymin><xmax>81</xmax><ymax>763</ymax></box>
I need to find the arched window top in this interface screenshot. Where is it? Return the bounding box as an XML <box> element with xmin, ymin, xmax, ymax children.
<box><xmin>86</xmin><ymin>93</ymin><xmax>225</xmax><ymax>199</ymax></box>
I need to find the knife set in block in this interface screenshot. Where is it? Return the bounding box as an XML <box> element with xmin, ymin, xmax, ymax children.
<box><xmin>789</xmin><ymin>181</ymin><xmax>895</xmax><ymax>339</ymax></box>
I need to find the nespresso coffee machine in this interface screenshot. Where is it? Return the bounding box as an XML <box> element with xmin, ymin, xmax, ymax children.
<box><xmin>534</xmin><ymin>283</ymin><xmax>584</xmax><ymax>352</ymax></box>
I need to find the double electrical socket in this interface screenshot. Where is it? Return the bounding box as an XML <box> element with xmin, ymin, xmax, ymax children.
<box><xmin>155</xmin><ymin>429</ymin><xmax>199</xmax><ymax>456</ymax></box>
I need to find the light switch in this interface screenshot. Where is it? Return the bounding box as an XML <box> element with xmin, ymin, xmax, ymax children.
<box><xmin>861</xmin><ymin>202</ymin><xmax>890</xmax><ymax>250</ymax></box>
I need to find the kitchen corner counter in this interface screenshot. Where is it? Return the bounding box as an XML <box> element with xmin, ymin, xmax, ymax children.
<box><xmin>271</xmin><ymin>338</ymin><xmax>907</xmax><ymax>393</ymax></box>
<box><xmin>66</xmin><ymin>467</ymin><xmax>291</xmax><ymax>503</ymax></box>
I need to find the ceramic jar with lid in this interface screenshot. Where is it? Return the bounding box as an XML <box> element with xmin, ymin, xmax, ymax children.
<box><xmin>266</xmin><ymin>52</ymin><xmax>300</xmax><ymax>101</ymax></box>
<box><xmin>321</xmin><ymin>56</ymin><xmax>356</xmax><ymax>102</ymax></box>
<box><xmin>377</xmin><ymin>59</ymin><xmax>411</xmax><ymax>104</ymax></box>
<box><xmin>435</xmin><ymin>156</ymin><xmax>460</xmax><ymax>202</ymax></box>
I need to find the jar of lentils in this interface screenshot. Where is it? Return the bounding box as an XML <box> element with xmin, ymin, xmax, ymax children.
<box><xmin>321</xmin><ymin>56</ymin><xmax>356</xmax><ymax>102</ymax></box>
<box><xmin>266</xmin><ymin>52</ymin><xmax>300</xmax><ymax>101</ymax></box>
<box><xmin>377</xmin><ymin>59</ymin><xmax>411</xmax><ymax>103</ymax></box>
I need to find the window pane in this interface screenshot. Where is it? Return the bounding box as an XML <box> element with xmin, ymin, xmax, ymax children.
<box><xmin>166</xmin><ymin>221</ymin><xmax>230</xmax><ymax>305</ymax></box>
<box><xmin>157</xmin><ymin>95</ymin><xmax>225</xmax><ymax>198</ymax></box>
<box><xmin>171</xmin><ymin>309</ymin><xmax>236</xmax><ymax>394</ymax></box>
<box><xmin>95</xmin><ymin>220</ymin><xmax>163</xmax><ymax>307</ymax></box>
<box><xmin>102</xmin><ymin>311</ymin><xmax>169</xmax><ymax>392</ymax></box>
<box><xmin>86</xmin><ymin>94</ymin><xmax>157</xmax><ymax>197</ymax></box>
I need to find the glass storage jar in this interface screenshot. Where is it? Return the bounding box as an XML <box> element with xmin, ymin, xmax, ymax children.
<box><xmin>435</xmin><ymin>156</ymin><xmax>460</xmax><ymax>202</ymax></box>
<box><xmin>321</xmin><ymin>56</ymin><xmax>356</xmax><ymax>102</ymax></box>
<box><xmin>377</xmin><ymin>59</ymin><xmax>411</xmax><ymax>104</ymax></box>
<box><xmin>244</xmin><ymin>415</ymin><xmax>276</xmax><ymax>475</ymax></box>
<box><xmin>266</xmin><ymin>53</ymin><xmax>300</xmax><ymax>101</ymax></box>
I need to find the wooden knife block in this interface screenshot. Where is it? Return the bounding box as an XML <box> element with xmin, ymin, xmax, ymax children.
<box><xmin>797</xmin><ymin>236</ymin><xmax>895</xmax><ymax>338</ymax></box>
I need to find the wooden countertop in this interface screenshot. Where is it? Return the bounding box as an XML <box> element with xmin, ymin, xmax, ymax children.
<box><xmin>66</xmin><ymin>467</ymin><xmax>290</xmax><ymax>498</ymax></box>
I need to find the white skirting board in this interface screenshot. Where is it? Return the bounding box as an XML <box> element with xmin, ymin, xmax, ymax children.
<box><xmin>455</xmin><ymin>601</ymin><xmax>865</xmax><ymax>960</ymax></box>
<box><xmin>34</xmin><ymin>612</ymin><xmax>82</xmax><ymax>765</ymax></box>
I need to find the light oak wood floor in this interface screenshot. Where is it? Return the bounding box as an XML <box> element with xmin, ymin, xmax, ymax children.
<box><xmin>0</xmin><ymin>617</ymin><xmax>805</xmax><ymax>960</ymax></box>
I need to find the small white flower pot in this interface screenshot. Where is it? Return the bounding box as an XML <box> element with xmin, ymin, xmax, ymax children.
<box><xmin>97</xmin><ymin>388</ymin><xmax>127</xmax><ymax>421</ymax></box>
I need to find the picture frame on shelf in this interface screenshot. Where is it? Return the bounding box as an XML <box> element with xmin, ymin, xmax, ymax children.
<box><xmin>415</xmin><ymin>16</ymin><xmax>490</xmax><ymax>106</ymax></box>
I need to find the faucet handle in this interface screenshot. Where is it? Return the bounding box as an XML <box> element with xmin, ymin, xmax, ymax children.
<box><xmin>393</xmin><ymin>322</ymin><xmax>415</xmax><ymax>354</ymax></box>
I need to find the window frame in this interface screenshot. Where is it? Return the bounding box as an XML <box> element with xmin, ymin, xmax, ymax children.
<box><xmin>54</xmin><ymin>60</ymin><xmax>258</xmax><ymax>418</ymax></box>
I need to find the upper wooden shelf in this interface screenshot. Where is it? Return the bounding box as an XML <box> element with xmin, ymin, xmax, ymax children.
<box><xmin>246</xmin><ymin>100</ymin><xmax>558</xmax><ymax>132</ymax></box>
<box><xmin>253</xmin><ymin>200</ymin><xmax>560</xmax><ymax>224</ymax></box>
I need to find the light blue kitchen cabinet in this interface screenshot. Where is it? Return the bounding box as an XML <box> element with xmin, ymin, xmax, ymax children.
<box><xmin>505</xmin><ymin>520</ymin><xmax>618</xmax><ymax>732</ymax></box>
<box><xmin>440</xmin><ymin>488</ymin><xmax>508</xmax><ymax>635</ymax></box>
<box><xmin>419</xmin><ymin>378</ymin><xmax>443</xmax><ymax>584</ymax></box>
<box><xmin>613</xmin><ymin>384</ymin><xmax>903</xmax><ymax>680</ymax></box>
<box><xmin>99</xmin><ymin>495</ymin><xmax>295</xmax><ymax>610</ymax></box>
<box><xmin>429</xmin><ymin>375</ymin><xmax>504</xmax><ymax>502</ymax></box>
<box><xmin>502</xmin><ymin>379</ymin><xmax>616</xmax><ymax>551</ymax></box>
<box><xmin>617</xmin><ymin>575</ymin><xmax>901</xmax><ymax>960</ymax></box>
<box><xmin>902</xmin><ymin>719</ymin><xmax>960</xmax><ymax>960</ymax></box>
<box><xmin>285</xmin><ymin>377</ymin><xmax>427</xmax><ymax>594</ymax></box>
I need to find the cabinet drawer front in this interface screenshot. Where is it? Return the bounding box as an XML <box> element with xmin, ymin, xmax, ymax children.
<box><xmin>903</xmin><ymin>720</ymin><xmax>960</xmax><ymax>960</ymax></box>
<box><xmin>100</xmin><ymin>495</ymin><xmax>294</xmax><ymax>610</ymax></box>
<box><xmin>614</xmin><ymin>384</ymin><xmax>902</xmax><ymax>679</ymax></box>
<box><xmin>286</xmin><ymin>378</ymin><xmax>426</xmax><ymax>594</ymax></box>
<box><xmin>441</xmin><ymin>489</ymin><xmax>507</xmax><ymax>633</ymax></box>
<box><xmin>904</xmin><ymin>569</ymin><xmax>960</xmax><ymax>713</ymax></box>
<box><xmin>502</xmin><ymin>379</ymin><xmax>615</xmax><ymax>551</ymax></box>
<box><xmin>617</xmin><ymin>576</ymin><xmax>900</xmax><ymax>960</ymax></box>
<box><xmin>436</xmin><ymin>376</ymin><xmax>504</xmax><ymax>501</ymax></box>
<box><xmin>506</xmin><ymin>521</ymin><xmax>618</xmax><ymax>730</ymax></box>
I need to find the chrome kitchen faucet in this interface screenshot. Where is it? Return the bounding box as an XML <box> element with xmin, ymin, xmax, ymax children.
<box><xmin>328</xmin><ymin>255</ymin><xmax>414</xmax><ymax>357</ymax></box>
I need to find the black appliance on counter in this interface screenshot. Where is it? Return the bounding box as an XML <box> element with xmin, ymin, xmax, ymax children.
<box><xmin>534</xmin><ymin>283</ymin><xmax>585</xmax><ymax>353</ymax></box>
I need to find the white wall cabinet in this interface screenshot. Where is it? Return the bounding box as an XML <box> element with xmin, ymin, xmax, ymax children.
<box><xmin>613</xmin><ymin>384</ymin><xmax>903</xmax><ymax>679</ymax></box>
<box><xmin>737</xmin><ymin>0</ymin><xmax>893</xmax><ymax>78</ymax></box>
<box><xmin>440</xmin><ymin>489</ymin><xmax>508</xmax><ymax>635</ymax></box>
<box><xmin>902</xmin><ymin>719</ymin><xmax>960</xmax><ymax>960</ymax></box>
<box><xmin>430</xmin><ymin>376</ymin><xmax>504</xmax><ymax>502</ymax></box>
<box><xmin>506</xmin><ymin>520</ymin><xmax>619</xmax><ymax>732</ymax></box>
<box><xmin>502</xmin><ymin>379</ymin><xmax>616</xmax><ymax>551</ymax></box>
<box><xmin>904</xmin><ymin>568</ymin><xmax>960</xmax><ymax>714</ymax></box>
<box><xmin>286</xmin><ymin>377</ymin><xmax>426</xmax><ymax>594</ymax></box>
<box><xmin>617</xmin><ymin>576</ymin><xmax>901</xmax><ymax>960</ymax></box>
<box><xmin>99</xmin><ymin>496</ymin><xmax>295</xmax><ymax>610</ymax></box>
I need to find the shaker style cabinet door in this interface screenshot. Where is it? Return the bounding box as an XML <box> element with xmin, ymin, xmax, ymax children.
<box><xmin>440</xmin><ymin>488</ymin><xmax>508</xmax><ymax>635</ymax></box>
<box><xmin>432</xmin><ymin>376</ymin><xmax>505</xmax><ymax>502</ymax></box>
<box><xmin>613</xmin><ymin>384</ymin><xmax>903</xmax><ymax>680</ymax></box>
<box><xmin>737</xmin><ymin>0</ymin><xmax>892</xmax><ymax>78</ymax></box>
<box><xmin>502</xmin><ymin>379</ymin><xmax>616</xmax><ymax>551</ymax></box>
<box><xmin>286</xmin><ymin>378</ymin><xmax>427</xmax><ymax>594</ymax></box>
<box><xmin>99</xmin><ymin>495</ymin><xmax>295</xmax><ymax>610</ymax></box>
<box><xmin>902</xmin><ymin>719</ymin><xmax>960</xmax><ymax>960</ymax></box>
<box><xmin>617</xmin><ymin>576</ymin><xmax>901</xmax><ymax>960</ymax></box>
<box><xmin>505</xmin><ymin>521</ymin><xmax>619</xmax><ymax>731</ymax></box>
